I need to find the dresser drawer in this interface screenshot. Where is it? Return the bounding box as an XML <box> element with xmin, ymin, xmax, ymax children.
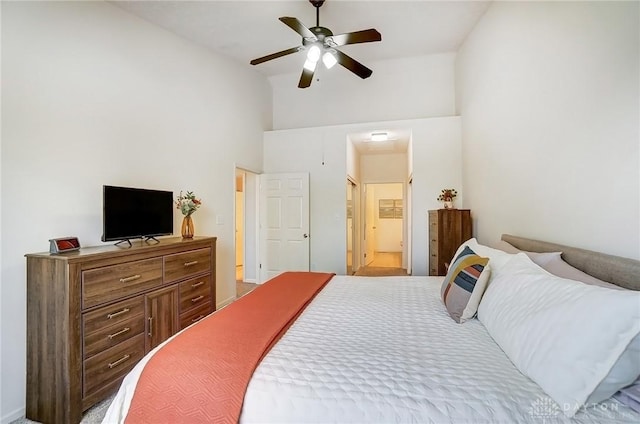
<box><xmin>82</xmin><ymin>258</ymin><xmax>163</xmax><ymax>309</ymax></box>
<box><xmin>164</xmin><ymin>248</ymin><xmax>211</xmax><ymax>283</ymax></box>
<box><xmin>179</xmin><ymin>275</ymin><xmax>212</xmax><ymax>312</ymax></box>
<box><xmin>83</xmin><ymin>333</ymin><xmax>145</xmax><ymax>398</ymax></box>
<box><xmin>83</xmin><ymin>296</ymin><xmax>145</xmax><ymax>335</ymax></box>
<box><xmin>83</xmin><ymin>297</ymin><xmax>145</xmax><ymax>359</ymax></box>
<box><xmin>429</xmin><ymin>252</ymin><xmax>439</xmax><ymax>276</ymax></box>
<box><xmin>429</xmin><ymin>240</ymin><xmax>438</xmax><ymax>257</ymax></box>
<box><xmin>180</xmin><ymin>301</ymin><xmax>213</xmax><ymax>330</ymax></box>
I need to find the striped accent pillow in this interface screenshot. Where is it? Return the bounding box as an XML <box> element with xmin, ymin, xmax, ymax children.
<box><xmin>441</xmin><ymin>246</ymin><xmax>491</xmax><ymax>323</ymax></box>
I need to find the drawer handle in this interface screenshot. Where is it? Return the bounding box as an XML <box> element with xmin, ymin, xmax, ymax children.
<box><xmin>119</xmin><ymin>274</ymin><xmax>141</xmax><ymax>283</ymax></box>
<box><xmin>108</xmin><ymin>354</ymin><xmax>131</xmax><ymax>369</ymax></box>
<box><xmin>191</xmin><ymin>314</ymin><xmax>205</xmax><ymax>323</ymax></box>
<box><xmin>107</xmin><ymin>327</ymin><xmax>131</xmax><ymax>340</ymax></box>
<box><xmin>191</xmin><ymin>295</ymin><xmax>204</xmax><ymax>303</ymax></box>
<box><xmin>107</xmin><ymin>308</ymin><xmax>130</xmax><ymax>319</ymax></box>
<box><xmin>184</xmin><ymin>260</ymin><xmax>199</xmax><ymax>267</ymax></box>
<box><xmin>191</xmin><ymin>281</ymin><xmax>205</xmax><ymax>288</ymax></box>
<box><xmin>148</xmin><ymin>317</ymin><xmax>153</xmax><ymax>336</ymax></box>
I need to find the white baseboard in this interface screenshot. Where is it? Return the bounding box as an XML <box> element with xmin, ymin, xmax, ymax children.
<box><xmin>243</xmin><ymin>277</ymin><xmax>258</xmax><ymax>284</ymax></box>
<box><xmin>216</xmin><ymin>295</ymin><xmax>235</xmax><ymax>310</ymax></box>
<box><xmin>2</xmin><ymin>407</ymin><xmax>25</xmax><ymax>424</ymax></box>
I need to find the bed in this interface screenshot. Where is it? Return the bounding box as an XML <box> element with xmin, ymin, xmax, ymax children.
<box><xmin>102</xmin><ymin>235</ymin><xmax>640</xmax><ymax>423</ymax></box>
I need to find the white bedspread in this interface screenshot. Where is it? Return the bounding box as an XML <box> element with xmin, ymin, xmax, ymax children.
<box><xmin>103</xmin><ymin>275</ymin><xmax>640</xmax><ymax>424</ymax></box>
<box><xmin>241</xmin><ymin>276</ymin><xmax>639</xmax><ymax>423</ymax></box>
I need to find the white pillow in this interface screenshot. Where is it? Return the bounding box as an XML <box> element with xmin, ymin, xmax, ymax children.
<box><xmin>477</xmin><ymin>253</ymin><xmax>640</xmax><ymax>417</ymax></box>
<box><xmin>495</xmin><ymin>241</ymin><xmax>622</xmax><ymax>290</ymax></box>
<box><xmin>452</xmin><ymin>238</ymin><xmax>514</xmax><ymax>275</ymax></box>
<box><xmin>541</xmin><ymin>255</ymin><xmax>623</xmax><ymax>291</ymax></box>
<box><xmin>495</xmin><ymin>240</ymin><xmax>562</xmax><ymax>266</ymax></box>
<box><xmin>588</xmin><ymin>333</ymin><xmax>640</xmax><ymax>404</ymax></box>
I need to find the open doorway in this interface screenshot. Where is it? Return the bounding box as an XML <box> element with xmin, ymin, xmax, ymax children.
<box><xmin>347</xmin><ymin>178</ymin><xmax>358</xmax><ymax>275</ymax></box>
<box><xmin>356</xmin><ymin>182</ymin><xmax>407</xmax><ymax>276</ymax></box>
<box><xmin>235</xmin><ymin>168</ymin><xmax>259</xmax><ymax>298</ymax></box>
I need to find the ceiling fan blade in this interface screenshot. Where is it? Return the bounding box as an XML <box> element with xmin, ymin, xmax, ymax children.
<box><xmin>298</xmin><ymin>66</ymin><xmax>315</xmax><ymax>88</ymax></box>
<box><xmin>250</xmin><ymin>46</ymin><xmax>301</xmax><ymax>65</ymax></box>
<box><xmin>333</xmin><ymin>49</ymin><xmax>373</xmax><ymax>79</ymax></box>
<box><xmin>279</xmin><ymin>17</ymin><xmax>316</xmax><ymax>39</ymax></box>
<box><xmin>330</xmin><ymin>29</ymin><xmax>382</xmax><ymax>46</ymax></box>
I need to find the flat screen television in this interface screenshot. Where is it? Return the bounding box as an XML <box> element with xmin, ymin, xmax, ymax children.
<box><xmin>102</xmin><ymin>185</ymin><xmax>174</xmax><ymax>243</ymax></box>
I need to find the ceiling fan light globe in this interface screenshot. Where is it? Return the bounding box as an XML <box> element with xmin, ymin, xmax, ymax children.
<box><xmin>306</xmin><ymin>45</ymin><xmax>321</xmax><ymax>62</ymax></box>
<box><xmin>322</xmin><ymin>51</ymin><xmax>337</xmax><ymax>69</ymax></box>
<box><xmin>303</xmin><ymin>59</ymin><xmax>317</xmax><ymax>72</ymax></box>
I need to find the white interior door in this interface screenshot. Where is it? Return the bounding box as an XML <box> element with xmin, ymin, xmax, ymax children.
<box><xmin>259</xmin><ymin>173</ymin><xmax>310</xmax><ymax>282</ymax></box>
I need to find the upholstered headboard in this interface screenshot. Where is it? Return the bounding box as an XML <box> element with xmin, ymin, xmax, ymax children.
<box><xmin>501</xmin><ymin>234</ymin><xmax>640</xmax><ymax>291</ymax></box>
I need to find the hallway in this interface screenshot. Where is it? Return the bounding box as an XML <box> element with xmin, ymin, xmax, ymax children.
<box><xmin>355</xmin><ymin>252</ymin><xmax>408</xmax><ymax>276</ymax></box>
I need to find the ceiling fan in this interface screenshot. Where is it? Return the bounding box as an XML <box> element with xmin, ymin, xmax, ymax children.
<box><xmin>250</xmin><ymin>0</ymin><xmax>382</xmax><ymax>88</ymax></box>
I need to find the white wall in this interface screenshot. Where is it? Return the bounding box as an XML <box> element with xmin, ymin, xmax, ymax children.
<box><xmin>456</xmin><ymin>1</ymin><xmax>640</xmax><ymax>258</ymax></box>
<box><xmin>263</xmin><ymin>116</ymin><xmax>461</xmax><ymax>277</ymax></box>
<box><xmin>346</xmin><ymin>137</ymin><xmax>360</xmax><ymax>182</ymax></box>
<box><xmin>1</xmin><ymin>2</ymin><xmax>271</xmax><ymax>421</ymax></box>
<box><xmin>360</xmin><ymin>153</ymin><xmax>407</xmax><ymax>183</ymax></box>
<box><xmin>271</xmin><ymin>53</ymin><xmax>456</xmax><ymax>130</ymax></box>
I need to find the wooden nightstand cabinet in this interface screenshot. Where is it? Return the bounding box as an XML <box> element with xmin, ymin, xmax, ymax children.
<box><xmin>428</xmin><ymin>209</ymin><xmax>472</xmax><ymax>276</ymax></box>
<box><xmin>25</xmin><ymin>236</ymin><xmax>216</xmax><ymax>424</ymax></box>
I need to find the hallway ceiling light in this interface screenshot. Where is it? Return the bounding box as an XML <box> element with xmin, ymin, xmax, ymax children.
<box><xmin>370</xmin><ymin>132</ymin><xmax>388</xmax><ymax>142</ymax></box>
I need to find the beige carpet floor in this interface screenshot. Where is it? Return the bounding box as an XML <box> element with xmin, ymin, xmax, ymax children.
<box><xmin>354</xmin><ymin>266</ymin><xmax>408</xmax><ymax>276</ymax></box>
<box><xmin>11</xmin><ymin>392</ymin><xmax>115</xmax><ymax>424</ymax></box>
<box><xmin>236</xmin><ymin>281</ymin><xmax>258</xmax><ymax>298</ymax></box>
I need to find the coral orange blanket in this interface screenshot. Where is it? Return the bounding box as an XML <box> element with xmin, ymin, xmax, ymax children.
<box><xmin>125</xmin><ymin>271</ymin><xmax>334</xmax><ymax>424</ymax></box>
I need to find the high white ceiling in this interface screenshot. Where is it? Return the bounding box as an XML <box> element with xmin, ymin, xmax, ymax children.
<box><xmin>112</xmin><ymin>0</ymin><xmax>491</xmax><ymax>154</ymax></box>
<box><xmin>113</xmin><ymin>0</ymin><xmax>491</xmax><ymax>78</ymax></box>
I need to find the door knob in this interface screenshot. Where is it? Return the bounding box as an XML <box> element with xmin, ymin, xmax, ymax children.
<box><xmin>303</xmin><ymin>233</ymin><xmax>309</xmax><ymax>238</ymax></box>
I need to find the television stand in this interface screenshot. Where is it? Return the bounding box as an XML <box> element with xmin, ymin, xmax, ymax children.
<box><xmin>144</xmin><ymin>236</ymin><xmax>160</xmax><ymax>244</ymax></box>
<box><xmin>25</xmin><ymin>237</ymin><xmax>217</xmax><ymax>424</ymax></box>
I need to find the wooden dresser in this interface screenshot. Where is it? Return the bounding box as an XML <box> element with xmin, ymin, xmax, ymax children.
<box><xmin>428</xmin><ymin>210</ymin><xmax>472</xmax><ymax>276</ymax></box>
<box><xmin>25</xmin><ymin>236</ymin><xmax>216</xmax><ymax>424</ymax></box>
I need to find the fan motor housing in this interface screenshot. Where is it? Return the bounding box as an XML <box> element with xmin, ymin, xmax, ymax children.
<box><xmin>303</xmin><ymin>26</ymin><xmax>333</xmax><ymax>45</ymax></box>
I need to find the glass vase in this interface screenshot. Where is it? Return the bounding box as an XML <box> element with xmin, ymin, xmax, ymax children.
<box><xmin>181</xmin><ymin>215</ymin><xmax>194</xmax><ymax>239</ymax></box>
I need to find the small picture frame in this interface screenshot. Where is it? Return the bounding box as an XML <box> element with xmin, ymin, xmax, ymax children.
<box><xmin>49</xmin><ymin>237</ymin><xmax>81</xmax><ymax>254</ymax></box>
